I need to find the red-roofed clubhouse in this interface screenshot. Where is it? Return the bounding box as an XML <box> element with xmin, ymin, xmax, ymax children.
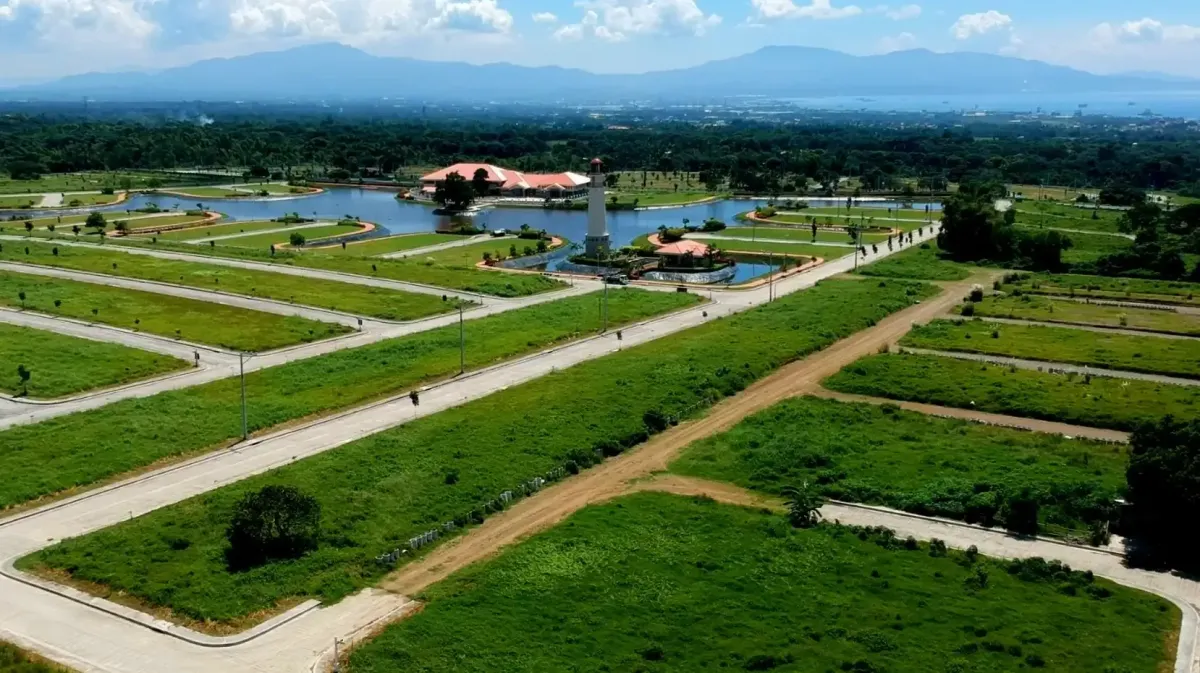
<box><xmin>420</xmin><ymin>163</ymin><xmax>590</xmax><ymax>199</ymax></box>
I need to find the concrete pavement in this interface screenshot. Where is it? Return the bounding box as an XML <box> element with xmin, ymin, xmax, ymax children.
<box><xmin>0</xmin><ymin>227</ymin><xmax>948</xmax><ymax>673</ymax></box>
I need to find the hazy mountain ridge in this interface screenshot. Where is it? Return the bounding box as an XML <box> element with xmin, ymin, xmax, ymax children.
<box><xmin>5</xmin><ymin>43</ymin><xmax>1193</xmax><ymax>103</ymax></box>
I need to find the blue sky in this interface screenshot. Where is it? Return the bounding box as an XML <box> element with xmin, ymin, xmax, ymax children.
<box><xmin>1</xmin><ymin>0</ymin><xmax>1198</xmax><ymax>83</ymax></box>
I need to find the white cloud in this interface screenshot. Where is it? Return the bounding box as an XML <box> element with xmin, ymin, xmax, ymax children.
<box><xmin>752</xmin><ymin>0</ymin><xmax>862</xmax><ymax>21</ymax></box>
<box><xmin>532</xmin><ymin>11</ymin><xmax>557</xmax><ymax>23</ymax></box>
<box><xmin>1092</xmin><ymin>18</ymin><xmax>1200</xmax><ymax>45</ymax></box>
<box><xmin>227</xmin><ymin>0</ymin><xmax>514</xmax><ymax>37</ymax></box>
<box><xmin>554</xmin><ymin>0</ymin><xmax>721</xmax><ymax>42</ymax></box>
<box><xmin>951</xmin><ymin>10</ymin><xmax>1011</xmax><ymax>40</ymax></box>
<box><xmin>0</xmin><ymin>0</ymin><xmax>159</xmax><ymax>42</ymax></box>
<box><xmin>876</xmin><ymin>31</ymin><xmax>916</xmax><ymax>52</ymax></box>
<box><xmin>884</xmin><ymin>3</ymin><xmax>919</xmax><ymax>21</ymax></box>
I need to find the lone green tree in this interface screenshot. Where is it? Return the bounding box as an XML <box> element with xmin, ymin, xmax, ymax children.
<box><xmin>1125</xmin><ymin>416</ymin><xmax>1200</xmax><ymax>569</ymax></box>
<box><xmin>289</xmin><ymin>232</ymin><xmax>306</xmax><ymax>247</ymax></box>
<box><xmin>225</xmin><ymin>485</ymin><xmax>321</xmax><ymax>569</ymax></box>
<box><xmin>471</xmin><ymin>167</ymin><xmax>491</xmax><ymax>197</ymax></box>
<box><xmin>435</xmin><ymin>171</ymin><xmax>475</xmax><ymax>210</ymax></box>
<box><xmin>85</xmin><ymin>212</ymin><xmax>107</xmax><ymax>232</ymax></box>
<box><xmin>780</xmin><ymin>483</ymin><xmax>823</xmax><ymax>528</ymax></box>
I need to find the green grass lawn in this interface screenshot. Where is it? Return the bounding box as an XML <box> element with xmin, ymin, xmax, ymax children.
<box><xmin>347</xmin><ymin>493</ymin><xmax>1176</xmax><ymax>673</ymax></box>
<box><xmin>60</xmin><ymin>194</ymin><xmax>120</xmax><ymax>207</ymax></box>
<box><xmin>857</xmin><ymin>242</ymin><xmax>973</xmax><ymax>281</ymax></box>
<box><xmin>216</xmin><ymin>224</ymin><xmax>364</xmax><ymax>249</ymax></box>
<box><xmin>1055</xmin><ymin>231</ymin><xmax>1133</xmax><ymax>265</ymax></box>
<box><xmin>824</xmin><ymin>352</ymin><xmax>1200</xmax><ymax>431</ymax></box>
<box><xmin>309</xmin><ymin>233</ymin><xmax>462</xmax><ymax>256</ymax></box>
<box><xmin>0</xmin><ymin>323</ymin><xmax>185</xmax><ymax>399</ymax></box>
<box><xmin>0</xmin><ymin>271</ymin><xmax>349</xmax><ymax>351</ymax></box>
<box><xmin>0</xmin><ymin>289</ymin><xmax>699</xmax><ymax>512</ymax></box>
<box><xmin>802</xmin><ymin>206</ymin><xmax>939</xmax><ymax>221</ymax></box>
<box><xmin>414</xmin><ymin>238</ymin><xmax>560</xmax><ymax>267</ymax></box>
<box><xmin>673</xmin><ymin>396</ymin><xmax>1126</xmax><ymax>532</ymax></box>
<box><xmin>0</xmin><ymin>171</ymin><xmax>185</xmax><ymax>195</ymax></box>
<box><xmin>612</xmin><ymin>170</ymin><xmax>703</xmax><ymax>191</ymax></box>
<box><xmin>1006</xmin><ymin>273</ymin><xmax>1200</xmax><ymax>306</ymax></box>
<box><xmin>1013</xmin><ymin>202</ymin><xmax>1124</xmax><ymax>235</ymax></box>
<box><xmin>767</xmin><ymin>212</ymin><xmax>931</xmax><ymax>233</ymax></box>
<box><xmin>0</xmin><ymin>240</ymin><xmax>465</xmax><ymax>321</ymax></box>
<box><xmin>21</xmin><ymin>279</ymin><xmax>936</xmax><ymax>624</ymax></box>
<box><xmin>0</xmin><ymin>641</ymin><xmax>72</xmax><ymax>673</ymax></box>
<box><xmin>142</xmin><ymin>220</ymin><xmax>290</xmax><ymax>242</ymax></box>
<box><xmin>718</xmin><ymin>226</ymin><xmax>885</xmax><ymax>244</ymax></box>
<box><xmin>163</xmin><ymin>187</ymin><xmax>250</xmax><ymax>198</ymax></box>
<box><xmin>971</xmin><ymin>293</ymin><xmax>1200</xmax><ymax>335</ymax></box>
<box><xmin>115</xmin><ymin>214</ymin><xmax>213</xmax><ymax>232</ymax></box>
<box><xmin>237</xmin><ymin>183</ymin><xmax>312</xmax><ymax>195</ymax></box>
<box><xmin>0</xmin><ymin>196</ymin><xmax>39</xmax><ymax>209</ymax></box>
<box><xmin>711</xmin><ymin>239</ymin><xmax>851</xmax><ymax>258</ymax></box>
<box><xmin>903</xmin><ymin>319</ymin><xmax>1200</xmax><ymax>378</ymax></box>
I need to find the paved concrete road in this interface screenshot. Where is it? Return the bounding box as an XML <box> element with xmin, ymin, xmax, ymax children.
<box><xmin>0</xmin><ymin>227</ymin><xmax>958</xmax><ymax>673</ymax></box>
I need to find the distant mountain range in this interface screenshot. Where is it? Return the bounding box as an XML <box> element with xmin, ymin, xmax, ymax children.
<box><xmin>4</xmin><ymin>43</ymin><xmax>1196</xmax><ymax>103</ymax></box>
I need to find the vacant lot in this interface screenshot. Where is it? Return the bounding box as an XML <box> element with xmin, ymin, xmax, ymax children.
<box><xmin>857</xmin><ymin>242</ymin><xmax>972</xmax><ymax>281</ymax></box>
<box><xmin>0</xmin><ymin>241</ymin><xmax>463</xmax><ymax>321</ymax></box>
<box><xmin>971</xmin><ymin>294</ymin><xmax>1200</xmax><ymax>335</ymax></box>
<box><xmin>824</xmin><ymin>353</ymin><xmax>1200</xmax><ymax>431</ymax></box>
<box><xmin>0</xmin><ymin>323</ymin><xmax>185</xmax><ymax>399</ymax></box>
<box><xmin>1058</xmin><ymin>231</ymin><xmax>1133</xmax><ymax>265</ymax></box>
<box><xmin>903</xmin><ymin>319</ymin><xmax>1200</xmax><ymax>378</ymax></box>
<box><xmin>1007</xmin><ymin>274</ymin><xmax>1200</xmax><ymax>306</ymax></box>
<box><xmin>1013</xmin><ymin>202</ymin><xmax>1124</xmax><ymax>235</ymax></box>
<box><xmin>673</xmin><ymin>396</ymin><xmax>1126</xmax><ymax>531</ymax></box>
<box><xmin>0</xmin><ymin>270</ymin><xmax>349</xmax><ymax>351</ymax></box>
<box><xmin>347</xmin><ymin>493</ymin><xmax>1175</xmax><ymax>673</ymax></box>
<box><xmin>144</xmin><ymin>220</ymin><xmax>291</xmax><ymax>242</ymax></box>
<box><xmin>24</xmin><ymin>279</ymin><xmax>935</xmax><ymax>624</ymax></box>
<box><xmin>310</xmin><ymin>233</ymin><xmax>461</xmax><ymax>256</ymax></box>
<box><xmin>0</xmin><ymin>289</ymin><xmax>699</xmax><ymax>512</ymax></box>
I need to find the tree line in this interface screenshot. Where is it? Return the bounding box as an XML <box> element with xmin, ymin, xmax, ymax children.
<box><xmin>4</xmin><ymin>115</ymin><xmax>1200</xmax><ymax>194</ymax></box>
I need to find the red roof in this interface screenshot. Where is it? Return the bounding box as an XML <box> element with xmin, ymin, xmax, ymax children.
<box><xmin>421</xmin><ymin>163</ymin><xmax>588</xmax><ymax>191</ymax></box>
<box><xmin>655</xmin><ymin>240</ymin><xmax>710</xmax><ymax>256</ymax></box>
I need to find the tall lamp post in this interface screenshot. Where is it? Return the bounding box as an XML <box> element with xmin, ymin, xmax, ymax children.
<box><xmin>458</xmin><ymin>304</ymin><xmax>465</xmax><ymax>375</ymax></box>
<box><xmin>239</xmin><ymin>351</ymin><xmax>249</xmax><ymax>441</ymax></box>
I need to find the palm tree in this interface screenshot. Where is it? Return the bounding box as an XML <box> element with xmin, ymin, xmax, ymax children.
<box><xmin>780</xmin><ymin>483</ymin><xmax>823</xmax><ymax>528</ymax></box>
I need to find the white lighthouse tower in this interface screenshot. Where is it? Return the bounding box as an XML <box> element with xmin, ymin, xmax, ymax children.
<box><xmin>585</xmin><ymin>158</ymin><xmax>611</xmax><ymax>258</ymax></box>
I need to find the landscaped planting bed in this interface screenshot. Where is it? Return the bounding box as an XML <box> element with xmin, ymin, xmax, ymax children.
<box><xmin>823</xmin><ymin>353</ymin><xmax>1200</xmax><ymax>431</ymax></box>
<box><xmin>902</xmin><ymin>319</ymin><xmax>1200</xmax><ymax>378</ymax></box>
<box><xmin>346</xmin><ymin>493</ymin><xmax>1176</xmax><ymax>673</ymax></box>
<box><xmin>0</xmin><ymin>289</ymin><xmax>700</xmax><ymax>512</ymax></box>
<box><xmin>0</xmin><ymin>270</ymin><xmax>350</xmax><ymax>351</ymax></box>
<box><xmin>672</xmin><ymin>396</ymin><xmax>1126</xmax><ymax>532</ymax></box>
<box><xmin>0</xmin><ymin>240</ymin><xmax>465</xmax><ymax>320</ymax></box>
<box><xmin>21</xmin><ymin>279</ymin><xmax>936</xmax><ymax>624</ymax></box>
<box><xmin>0</xmin><ymin>323</ymin><xmax>185</xmax><ymax>399</ymax></box>
<box><xmin>968</xmin><ymin>293</ymin><xmax>1200</xmax><ymax>336</ymax></box>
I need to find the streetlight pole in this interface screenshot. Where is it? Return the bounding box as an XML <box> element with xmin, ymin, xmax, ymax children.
<box><xmin>458</xmin><ymin>304</ymin><xmax>465</xmax><ymax>375</ymax></box>
<box><xmin>768</xmin><ymin>250</ymin><xmax>774</xmax><ymax>302</ymax></box>
<box><xmin>602</xmin><ymin>252</ymin><xmax>610</xmax><ymax>333</ymax></box>
<box><xmin>239</xmin><ymin>352</ymin><xmax>248</xmax><ymax>441</ymax></box>
<box><xmin>332</xmin><ymin>638</ymin><xmax>344</xmax><ymax>673</ymax></box>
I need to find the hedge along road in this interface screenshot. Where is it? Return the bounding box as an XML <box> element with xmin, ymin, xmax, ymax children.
<box><xmin>20</xmin><ymin>279</ymin><xmax>939</xmax><ymax>627</ymax></box>
<box><xmin>0</xmin><ymin>269</ymin><xmax>351</xmax><ymax>352</ymax></box>
<box><xmin>0</xmin><ymin>222</ymin><xmax>948</xmax><ymax>671</ymax></box>
<box><xmin>0</xmin><ymin>237</ymin><xmax>474</xmax><ymax>320</ymax></box>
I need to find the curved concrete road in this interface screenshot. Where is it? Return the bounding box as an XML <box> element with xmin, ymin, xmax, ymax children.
<box><xmin>0</xmin><ymin>229</ymin><xmax>950</xmax><ymax>673</ymax></box>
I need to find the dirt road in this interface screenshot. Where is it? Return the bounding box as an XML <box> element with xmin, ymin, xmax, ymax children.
<box><xmin>380</xmin><ymin>274</ymin><xmax>982</xmax><ymax>596</ymax></box>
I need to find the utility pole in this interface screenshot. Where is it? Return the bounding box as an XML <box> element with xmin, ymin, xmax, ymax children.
<box><xmin>332</xmin><ymin>638</ymin><xmax>344</xmax><ymax>673</ymax></box>
<box><xmin>458</xmin><ymin>304</ymin><xmax>465</xmax><ymax>375</ymax></box>
<box><xmin>239</xmin><ymin>352</ymin><xmax>248</xmax><ymax>441</ymax></box>
<box><xmin>602</xmin><ymin>252</ymin><xmax>609</xmax><ymax>332</ymax></box>
<box><xmin>768</xmin><ymin>250</ymin><xmax>774</xmax><ymax>302</ymax></box>
<box><xmin>853</xmin><ymin>227</ymin><xmax>863</xmax><ymax>272</ymax></box>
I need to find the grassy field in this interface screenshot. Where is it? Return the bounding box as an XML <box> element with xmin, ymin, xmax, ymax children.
<box><xmin>142</xmin><ymin>220</ymin><xmax>291</xmax><ymax>241</ymax></box>
<box><xmin>719</xmin><ymin>226</ymin><xmax>887</xmax><ymax>244</ymax></box>
<box><xmin>115</xmin><ymin>214</ymin><xmax>213</xmax><ymax>232</ymax></box>
<box><xmin>712</xmin><ymin>239</ymin><xmax>851</xmax><ymax>258</ymax></box>
<box><xmin>971</xmin><ymin>294</ymin><xmax>1200</xmax><ymax>335</ymax></box>
<box><xmin>0</xmin><ymin>642</ymin><xmax>72</xmax><ymax>673</ymax></box>
<box><xmin>2</xmin><ymin>213</ymin><xmax>204</xmax><ymax>232</ymax></box>
<box><xmin>1013</xmin><ymin>202</ymin><xmax>1124</xmax><ymax>235</ymax></box>
<box><xmin>673</xmin><ymin>396</ymin><xmax>1126</xmax><ymax>531</ymax></box>
<box><xmin>217</xmin><ymin>224</ymin><xmax>364</xmax><ymax>249</ymax></box>
<box><xmin>824</xmin><ymin>352</ymin><xmax>1200</xmax><ymax>431</ymax></box>
<box><xmin>767</xmin><ymin>212</ymin><xmax>931</xmax><ymax>233</ymax></box>
<box><xmin>612</xmin><ymin>170</ymin><xmax>702</xmax><ymax>191</ymax></box>
<box><xmin>803</xmin><ymin>206</ymin><xmax>939</xmax><ymax>221</ymax></box>
<box><xmin>310</xmin><ymin>233</ymin><xmax>461</xmax><ymax>256</ymax></box>
<box><xmin>0</xmin><ymin>171</ymin><xmax>191</xmax><ymax>195</ymax></box>
<box><xmin>0</xmin><ymin>323</ymin><xmax>185</xmax><ymax>399</ymax></box>
<box><xmin>0</xmin><ymin>196</ymin><xmax>39</xmax><ymax>209</ymax></box>
<box><xmin>22</xmin><ymin>279</ymin><xmax>936</xmax><ymax>624</ymax></box>
<box><xmin>1057</xmin><ymin>231</ymin><xmax>1133</xmax><ymax>265</ymax></box>
<box><xmin>0</xmin><ymin>241</ymin><xmax>464</xmax><ymax>321</ymax></box>
<box><xmin>0</xmin><ymin>289</ymin><xmax>699</xmax><ymax>512</ymax></box>
<box><xmin>236</xmin><ymin>183</ymin><xmax>313</xmax><ymax>195</ymax></box>
<box><xmin>857</xmin><ymin>242</ymin><xmax>973</xmax><ymax>281</ymax></box>
<box><xmin>0</xmin><ymin>270</ymin><xmax>349</xmax><ymax>351</ymax></box>
<box><xmin>407</xmin><ymin>238</ymin><xmax>555</xmax><ymax>266</ymax></box>
<box><xmin>162</xmin><ymin>187</ymin><xmax>250</xmax><ymax>198</ymax></box>
<box><xmin>1006</xmin><ymin>273</ymin><xmax>1200</xmax><ymax>306</ymax></box>
<box><xmin>60</xmin><ymin>194</ymin><xmax>120</xmax><ymax>207</ymax></box>
<box><xmin>609</xmin><ymin>191</ymin><xmax>717</xmax><ymax>207</ymax></box>
<box><xmin>903</xmin><ymin>319</ymin><xmax>1200</xmax><ymax>378</ymax></box>
<box><xmin>346</xmin><ymin>493</ymin><xmax>1176</xmax><ymax>673</ymax></box>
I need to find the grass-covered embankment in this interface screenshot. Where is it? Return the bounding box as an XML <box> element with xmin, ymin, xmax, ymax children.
<box><xmin>823</xmin><ymin>353</ymin><xmax>1200</xmax><ymax>431</ymax></box>
<box><xmin>672</xmin><ymin>396</ymin><xmax>1126</xmax><ymax>532</ymax></box>
<box><xmin>0</xmin><ymin>239</ymin><xmax>466</xmax><ymax>320</ymax></box>
<box><xmin>23</xmin><ymin>278</ymin><xmax>936</xmax><ymax>624</ymax></box>
<box><xmin>0</xmin><ymin>270</ymin><xmax>350</xmax><ymax>351</ymax></box>
<box><xmin>0</xmin><ymin>323</ymin><xmax>185</xmax><ymax>399</ymax></box>
<box><xmin>347</xmin><ymin>493</ymin><xmax>1176</xmax><ymax>673</ymax></box>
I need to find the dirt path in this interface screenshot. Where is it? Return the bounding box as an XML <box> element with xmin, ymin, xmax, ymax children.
<box><xmin>379</xmin><ymin>274</ymin><xmax>982</xmax><ymax>596</ymax></box>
